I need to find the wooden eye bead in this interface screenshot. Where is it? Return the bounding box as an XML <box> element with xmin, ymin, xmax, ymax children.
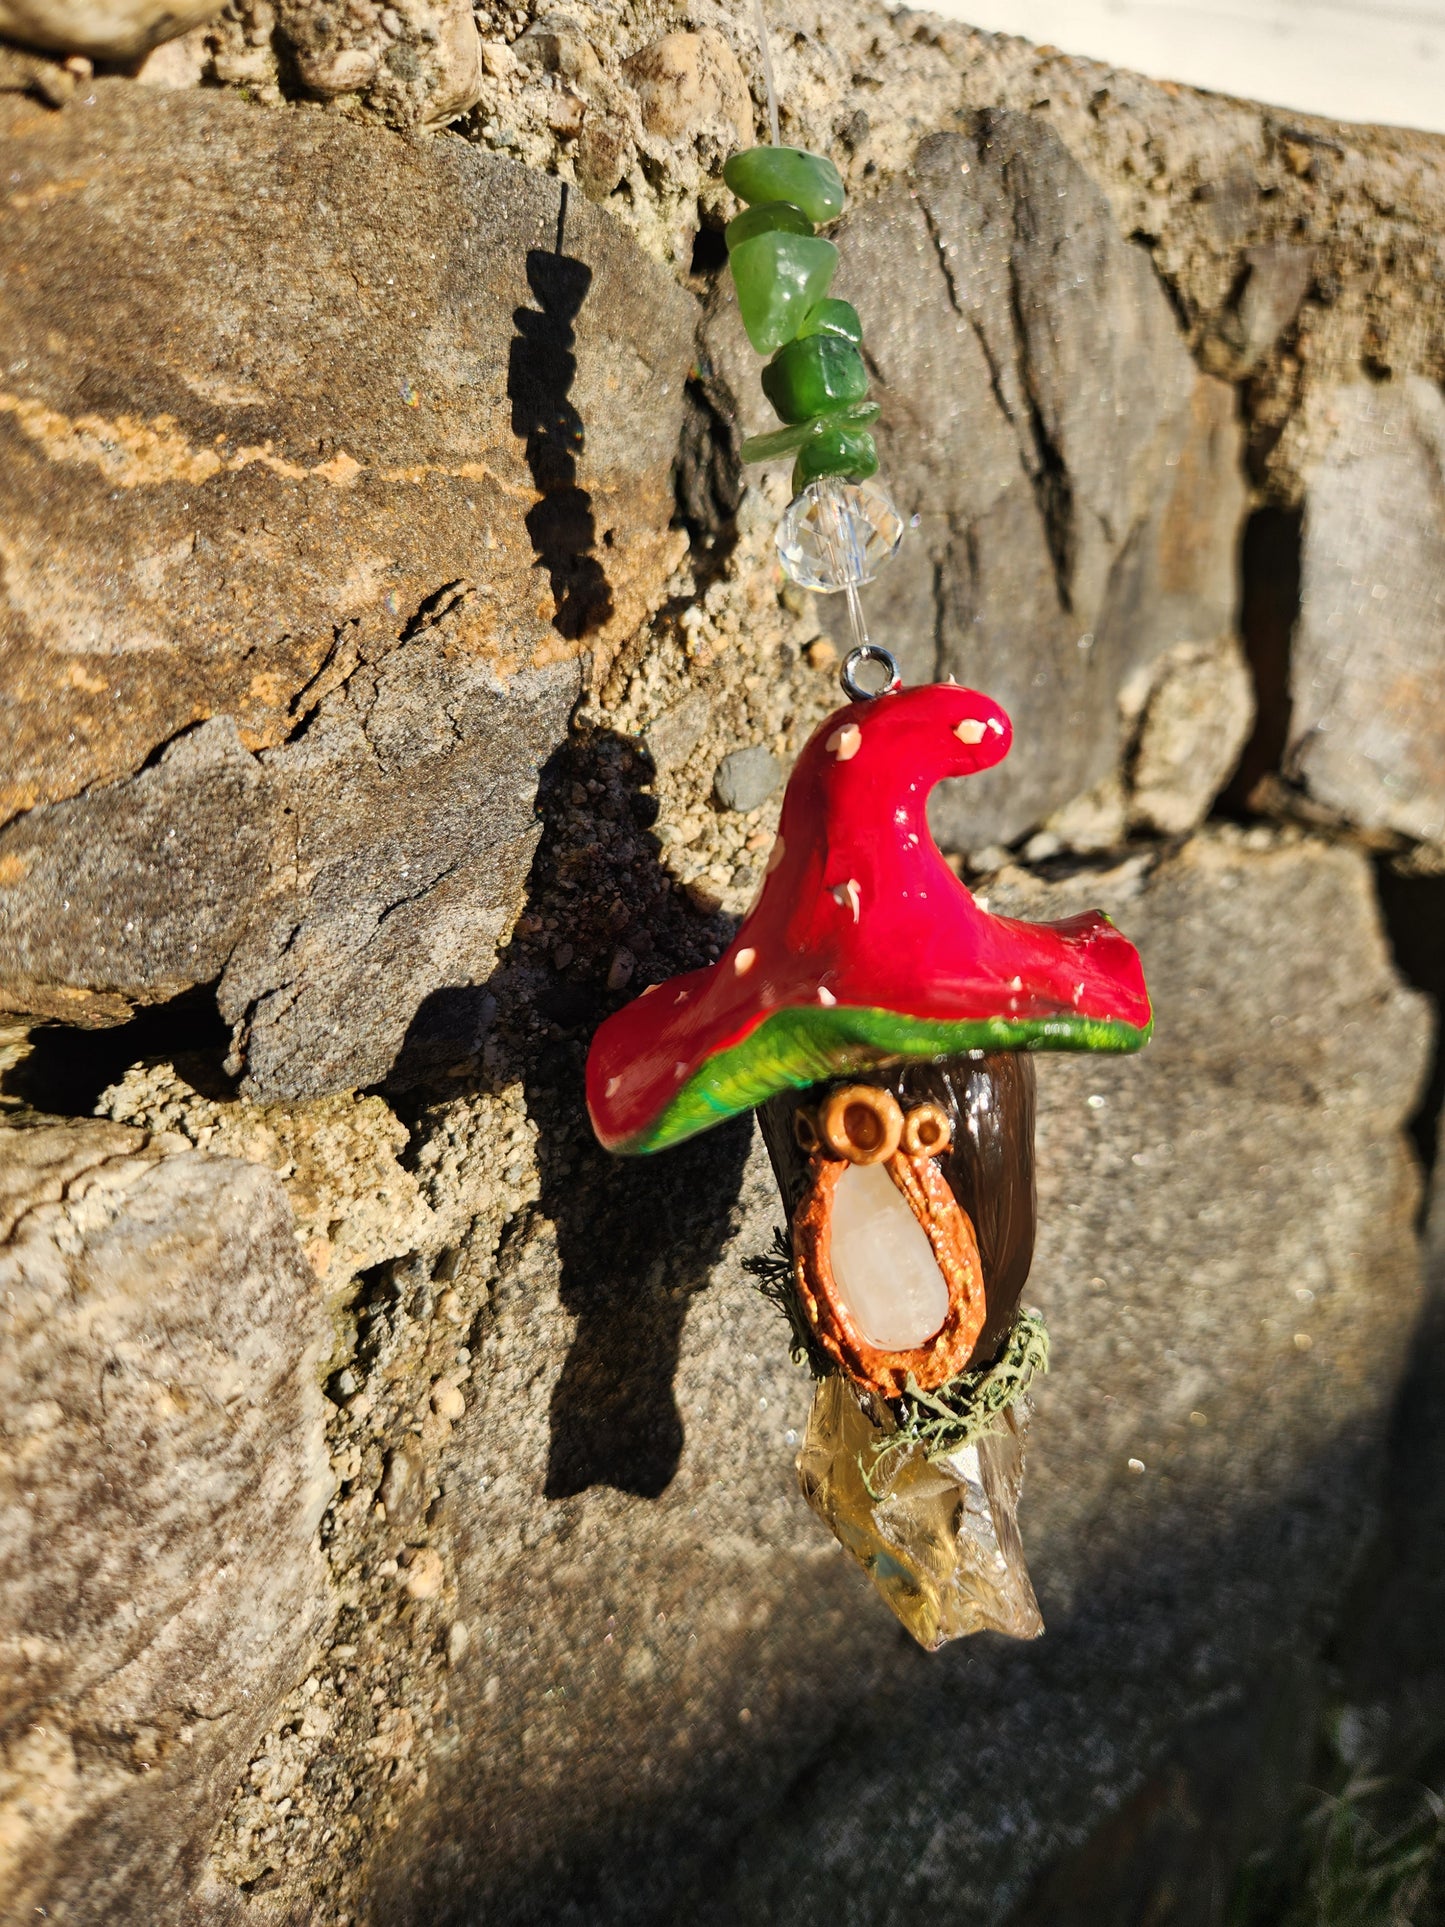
<box><xmin>902</xmin><ymin>1102</ymin><xmax>952</xmax><ymax>1159</ymax></box>
<box><xmin>819</xmin><ymin>1085</ymin><xmax>903</xmax><ymax>1165</ymax></box>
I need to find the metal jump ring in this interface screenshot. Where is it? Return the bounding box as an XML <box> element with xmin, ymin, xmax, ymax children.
<box><xmin>840</xmin><ymin>644</ymin><xmax>902</xmax><ymax>704</ymax></box>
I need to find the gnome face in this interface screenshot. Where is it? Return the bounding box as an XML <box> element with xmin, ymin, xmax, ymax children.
<box><xmin>758</xmin><ymin>1052</ymin><xmax>1035</xmax><ymax>1397</ymax></box>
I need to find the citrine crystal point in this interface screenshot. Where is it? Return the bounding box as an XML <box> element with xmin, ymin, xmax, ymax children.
<box><xmin>797</xmin><ymin>1375</ymin><xmax>1044</xmax><ymax>1649</ymax></box>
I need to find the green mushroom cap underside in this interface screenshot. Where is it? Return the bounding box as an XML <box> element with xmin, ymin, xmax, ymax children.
<box><xmin>616</xmin><ymin>1001</ymin><xmax>1153</xmax><ymax>1155</ymax></box>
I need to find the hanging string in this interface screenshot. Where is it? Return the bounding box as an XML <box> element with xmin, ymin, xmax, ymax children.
<box><xmin>752</xmin><ymin>0</ymin><xmax>781</xmax><ymax>146</ymax></box>
<box><xmin>750</xmin><ymin>0</ymin><xmax>864</xmax><ymax>649</ymax></box>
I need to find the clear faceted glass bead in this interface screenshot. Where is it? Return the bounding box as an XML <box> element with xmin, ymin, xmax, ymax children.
<box><xmin>775</xmin><ymin>476</ymin><xmax>905</xmax><ymax>592</ymax></box>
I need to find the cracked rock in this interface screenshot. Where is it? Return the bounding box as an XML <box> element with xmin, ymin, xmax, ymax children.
<box><xmin>704</xmin><ymin>113</ymin><xmax>1248</xmax><ymax>850</ymax></box>
<box><xmin>0</xmin><ymin>81</ymin><xmax>696</xmax><ymax>1094</ymax></box>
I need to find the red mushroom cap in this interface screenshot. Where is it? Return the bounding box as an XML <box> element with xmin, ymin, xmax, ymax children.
<box><xmin>588</xmin><ymin>682</ymin><xmax>1152</xmax><ymax>1154</ymax></box>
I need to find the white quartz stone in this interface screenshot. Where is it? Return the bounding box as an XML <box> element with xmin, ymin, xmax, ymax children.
<box><xmin>829</xmin><ymin>1161</ymin><xmax>949</xmax><ymax>1350</ymax></box>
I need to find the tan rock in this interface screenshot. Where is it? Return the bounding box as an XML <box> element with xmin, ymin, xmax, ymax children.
<box><xmin>418</xmin><ymin>0</ymin><xmax>481</xmax><ymax>126</ymax></box>
<box><xmin>96</xmin><ymin>1060</ymin><xmax>437</xmax><ymax>1285</ymax></box>
<box><xmin>1129</xmin><ymin>634</ymin><xmax>1256</xmax><ymax>836</ymax></box>
<box><xmin>132</xmin><ymin>23</ymin><xmax>209</xmax><ymax>85</ymax></box>
<box><xmin>402</xmin><ymin>1548</ymin><xmax>445</xmax><ymax>1600</ymax></box>
<box><xmin>0</xmin><ymin>0</ymin><xmax>219</xmax><ymax>59</ymax></box>
<box><xmin>624</xmin><ymin>32</ymin><xmax>706</xmax><ymax>141</ymax></box>
<box><xmin>0</xmin><ymin>82</ymin><xmax>692</xmax><ymax>822</ymax></box>
<box><xmin>623</xmin><ymin>28</ymin><xmax>750</xmax><ymax>145</ymax></box>
<box><xmin>296</xmin><ymin>43</ymin><xmax>378</xmax><ymax>96</ymax></box>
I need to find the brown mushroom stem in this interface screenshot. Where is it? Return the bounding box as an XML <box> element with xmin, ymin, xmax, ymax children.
<box><xmin>759</xmin><ymin>1051</ymin><xmax>1037</xmax><ymax>1387</ymax></box>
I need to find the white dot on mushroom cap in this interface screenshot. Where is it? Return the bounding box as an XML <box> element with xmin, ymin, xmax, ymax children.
<box><xmin>605</xmin><ymin>1076</ymin><xmax>621</xmax><ymax>1098</ymax></box>
<box><xmin>831</xmin><ymin>879</ymin><xmax>862</xmax><ymax>922</ymax></box>
<box><xmin>766</xmin><ymin>834</ymin><xmax>786</xmax><ymax>874</ymax></box>
<box><xmin>817</xmin><ymin>986</ymin><xmax>837</xmax><ymax>1007</ymax></box>
<box><xmin>734</xmin><ymin>948</ymin><xmax>756</xmax><ymax>975</ymax></box>
<box><xmin>674</xmin><ymin>1062</ymin><xmax>687</xmax><ymax>1080</ymax></box>
<box><xmin>987</xmin><ymin>717</ymin><xmax>1004</xmax><ymax>735</ymax></box>
<box><xmin>955</xmin><ymin>719</ymin><xmax>988</xmax><ymax>745</ymax></box>
<box><xmin>1009</xmin><ymin>975</ymin><xmax>1023</xmax><ymax>990</ymax></box>
<box><xmin>826</xmin><ymin>723</ymin><xmax>862</xmax><ymax>761</ymax></box>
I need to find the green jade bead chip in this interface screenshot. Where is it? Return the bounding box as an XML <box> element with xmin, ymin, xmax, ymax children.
<box><xmin>791</xmin><ymin>423</ymin><xmax>878</xmax><ymax>494</ymax></box>
<box><xmin>729</xmin><ymin>230</ymin><xmax>839</xmax><ymax>356</ymax></box>
<box><xmin>740</xmin><ymin>400</ymin><xmax>879</xmax><ymax>465</ymax></box>
<box><xmin>796</xmin><ymin>297</ymin><xmax>863</xmax><ymax>343</ymax></box>
<box><xmin>723</xmin><ymin>145</ymin><xmax>845</xmax><ymax>224</ymax></box>
<box><xmin>762</xmin><ymin>334</ymin><xmax>869</xmax><ymax>424</ymax></box>
<box><xmin>725</xmin><ymin>200</ymin><xmax>813</xmax><ymax>251</ymax></box>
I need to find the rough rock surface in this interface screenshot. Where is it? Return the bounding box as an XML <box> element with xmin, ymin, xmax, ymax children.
<box><xmin>0</xmin><ymin>0</ymin><xmax>219</xmax><ymax>59</ymax></box>
<box><xmin>0</xmin><ymin>1121</ymin><xmax>333</xmax><ymax>1926</ymax></box>
<box><xmin>703</xmin><ymin>115</ymin><xmax>1248</xmax><ymax>848</ymax></box>
<box><xmin>0</xmin><ymin>81</ymin><xmax>695</xmax><ymax>1091</ymax></box>
<box><xmin>95</xmin><ymin>1059</ymin><xmax>439</xmax><ymax>1285</ymax></box>
<box><xmin>1</xmin><ymin>4</ymin><xmax>1444</xmax><ymax>1922</ymax></box>
<box><xmin>1288</xmin><ymin>376</ymin><xmax>1445</xmax><ymax>853</ymax></box>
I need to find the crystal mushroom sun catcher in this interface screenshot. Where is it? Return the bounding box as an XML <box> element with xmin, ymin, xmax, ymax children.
<box><xmin>585</xmin><ymin>32</ymin><xmax>1153</xmax><ymax>1648</ymax></box>
<box><xmin>587</xmin><ymin>676</ymin><xmax>1153</xmax><ymax>1647</ymax></box>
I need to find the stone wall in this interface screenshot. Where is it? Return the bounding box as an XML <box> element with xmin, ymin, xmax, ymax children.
<box><xmin>1</xmin><ymin>3</ymin><xmax>1443</xmax><ymax>1923</ymax></box>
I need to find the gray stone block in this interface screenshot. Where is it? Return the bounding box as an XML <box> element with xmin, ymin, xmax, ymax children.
<box><xmin>1289</xmin><ymin>376</ymin><xmax>1445</xmax><ymax>850</ymax></box>
<box><xmin>0</xmin><ymin>1121</ymin><xmax>333</xmax><ymax>1925</ymax></box>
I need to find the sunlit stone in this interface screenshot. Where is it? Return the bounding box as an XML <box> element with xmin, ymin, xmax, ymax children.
<box><xmin>829</xmin><ymin>1162</ymin><xmax>949</xmax><ymax>1350</ymax></box>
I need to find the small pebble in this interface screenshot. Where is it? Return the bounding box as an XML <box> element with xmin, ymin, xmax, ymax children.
<box><xmin>714</xmin><ymin>745</ymin><xmax>781</xmax><ymax>813</ymax></box>
<box><xmin>431</xmin><ymin>1379</ymin><xmax>466</xmax><ymax>1422</ymax></box>
<box><xmin>446</xmin><ymin>1621</ymin><xmax>471</xmax><ymax>1667</ymax></box>
<box><xmin>403</xmin><ymin>1548</ymin><xmax>444</xmax><ymax>1601</ymax></box>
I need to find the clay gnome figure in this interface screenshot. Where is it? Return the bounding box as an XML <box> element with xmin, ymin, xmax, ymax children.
<box><xmin>588</xmin><ymin>671</ymin><xmax>1151</xmax><ymax>1647</ymax></box>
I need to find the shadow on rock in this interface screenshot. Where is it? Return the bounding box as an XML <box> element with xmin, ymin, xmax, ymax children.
<box><xmin>393</xmin><ymin>727</ymin><xmax>751</xmax><ymax>1501</ymax></box>
<box><xmin>509</xmin><ymin>185</ymin><xmax>614</xmax><ymax>643</ymax></box>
